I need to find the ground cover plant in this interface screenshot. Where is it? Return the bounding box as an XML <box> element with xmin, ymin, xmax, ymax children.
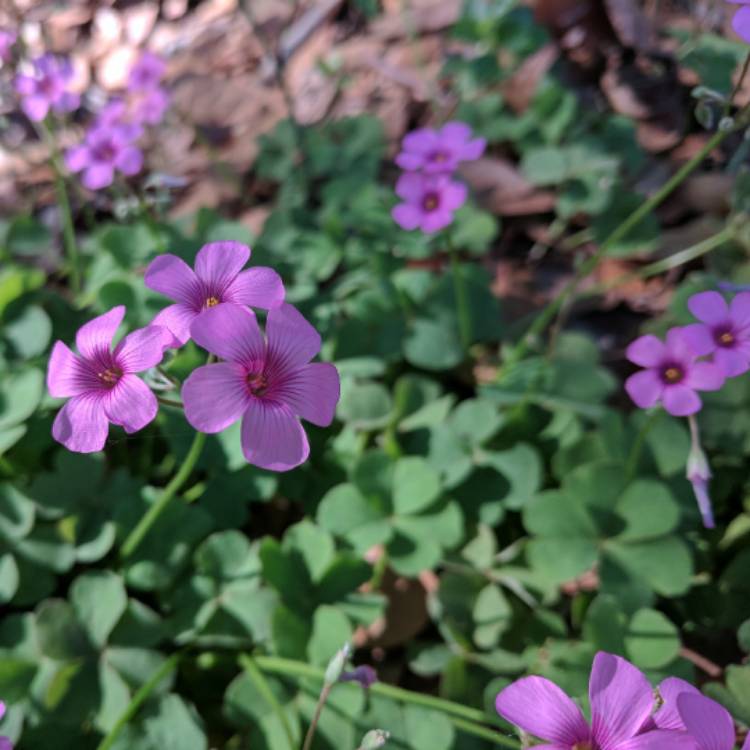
<box><xmin>2</xmin><ymin>0</ymin><xmax>750</xmax><ymax>747</ymax></box>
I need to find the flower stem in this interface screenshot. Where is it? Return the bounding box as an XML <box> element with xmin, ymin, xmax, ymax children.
<box><xmin>302</xmin><ymin>683</ymin><xmax>332</xmax><ymax>750</ymax></box>
<box><xmin>447</xmin><ymin>236</ymin><xmax>472</xmax><ymax>351</ymax></box>
<box><xmin>625</xmin><ymin>410</ymin><xmax>661</xmax><ymax>481</ymax></box>
<box><xmin>95</xmin><ymin>652</ymin><xmax>181</xmax><ymax>750</ymax></box>
<box><xmin>120</xmin><ymin>430</ymin><xmax>207</xmax><ymax>559</ymax></box>
<box><xmin>250</xmin><ymin>655</ymin><xmax>518</xmax><ymax>747</ymax></box>
<box><xmin>504</xmin><ymin>123</ymin><xmax>736</xmax><ymax>369</ymax></box>
<box><xmin>40</xmin><ymin>120</ymin><xmax>81</xmax><ymax>297</ymax></box>
<box><xmin>238</xmin><ymin>655</ymin><xmax>296</xmax><ymax>750</ymax></box>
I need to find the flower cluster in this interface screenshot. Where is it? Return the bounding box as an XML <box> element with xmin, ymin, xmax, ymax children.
<box><xmin>496</xmin><ymin>651</ymin><xmax>749</xmax><ymax>750</ymax></box>
<box><xmin>64</xmin><ymin>51</ymin><xmax>169</xmax><ymax>190</ymax></box>
<box><xmin>14</xmin><ymin>53</ymin><xmax>79</xmax><ymax>122</ymax></box>
<box><xmin>47</xmin><ymin>241</ymin><xmax>340</xmax><ymax>472</ymax></box>
<box><xmin>391</xmin><ymin>122</ymin><xmax>485</xmax><ymax>234</ymax></box>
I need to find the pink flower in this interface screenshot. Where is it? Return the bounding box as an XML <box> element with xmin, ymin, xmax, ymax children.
<box><xmin>47</xmin><ymin>306</ymin><xmax>167</xmax><ymax>453</ymax></box>
<box><xmin>396</xmin><ymin>122</ymin><xmax>486</xmax><ymax>174</ymax></box>
<box><xmin>0</xmin><ymin>700</ymin><xmax>13</xmax><ymax>750</ymax></box>
<box><xmin>182</xmin><ymin>303</ymin><xmax>340</xmax><ymax>472</ymax></box>
<box><xmin>128</xmin><ymin>51</ymin><xmax>166</xmax><ymax>91</ymax></box>
<box><xmin>625</xmin><ymin>328</ymin><xmax>725</xmax><ymax>416</ymax></box>
<box><xmin>65</xmin><ymin>123</ymin><xmax>143</xmax><ymax>190</ymax></box>
<box><xmin>14</xmin><ymin>54</ymin><xmax>79</xmax><ymax>122</ymax></box>
<box><xmin>392</xmin><ymin>173</ymin><xmax>467</xmax><ymax>234</ymax></box>
<box><xmin>676</xmin><ymin>692</ymin><xmax>737</xmax><ymax>750</ymax></box>
<box><xmin>0</xmin><ymin>29</ymin><xmax>16</xmax><ymax>64</ymax></box>
<box><xmin>496</xmin><ymin>652</ymin><xmax>693</xmax><ymax>750</ymax></box>
<box><xmin>129</xmin><ymin>86</ymin><xmax>170</xmax><ymax>126</ymax></box>
<box><xmin>728</xmin><ymin>0</ymin><xmax>750</xmax><ymax>43</ymax></box>
<box><xmin>639</xmin><ymin>677</ymin><xmax>700</xmax><ymax>732</ymax></box>
<box><xmin>144</xmin><ymin>241</ymin><xmax>285</xmax><ymax>348</ymax></box>
<box><xmin>681</xmin><ymin>291</ymin><xmax>750</xmax><ymax>378</ymax></box>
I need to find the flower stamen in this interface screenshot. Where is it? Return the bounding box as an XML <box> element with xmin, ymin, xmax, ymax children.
<box><xmin>97</xmin><ymin>366</ymin><xmax>122</xmax><ymax>386</ymax></box>
<box><xmin>246</xmin><ymin>371</ymin><xmax>269</xmax><ymax>396</ymax></box>
<box><xmin>204</xmin><ymin>296</ymin><xmax>220</xmax><ymax>308</ymax></box>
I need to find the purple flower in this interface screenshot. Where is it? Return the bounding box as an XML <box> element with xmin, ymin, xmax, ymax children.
<box><xmin>728</xmin><ymin>0</ymin><xmax>750</xmax><ymax>43</ymax></box>
<box><xmin>681</xmin><ymin>291</ymin><xmax>750</xmax><ymax>378</ymax></box>
<box><xmin>0</xmin><ymin>700</ymin><xmax>13</xmax><ymax>750</ymax></box>
<box><xmin>392</xmin><ymin>173</ymin><xmax>467</xmax><ymax>234</ymax></box>
<box><xmin>14</xmin><ymin>54</ymin><xmax>79</xmax><ymax>122</ymax></box>
<box><xmin>130</xmin><ymin>86</ymin><xmax>170</xmax><ymax>126</ymax></box>
<box><xmin>47</xmin><ymin>306</ymin><xmax>167</xmax><ymax>453</ymax></box>
<box><xmin>182</xmin><ymin>303</ymin><xmax>340</xmax><ymax>472</ymax></box>
<box><xmin>396</xmin><ymin>122</ymin><xmax>486</xmax><ymax>174</ymax></box>
<box><xmin>686</xmin><ymin>439</ymin><xmax>715</xmax><ymax>529</ymax></box>
<box><xmin>145</xmin><ymin>241</ymin><xmax>286</xmax><ymax>348</ymax></box>
<box><xmin>676</xmin><ymin>692</ymin><xmax>736</xmax><ymax>750</ymax></box>
<box><xmin>65</xmin><ymin>123</ymin><xmax>143</xmax><ymax>190</ymax></box>
<box><xmin>0</xmin><ymin>29</ymin><xmax>16</xmax><ymax>64</ymax></box>
<box><xmin>495</xmin><ymin>652</ymin><xmax>692</xmax><ymax>750</ymax></box>
<box><xmin>625</xmin><ymin>328</ymin><xmax>724</xmax><ymax>416</ymax></box>
<box><xmin>128</xmin><ymin>51</ymin><xmax>166</xmax><ymax>91</ymax></box>
<box><xmin>639</xmin><ymin>677</ymin><xmax>700</xmax><ymax>732</ymax></box>
<box><xmin>340</xmin><ymin>665</ymin><xmax>378</xmax><ymax>688</ymax></box>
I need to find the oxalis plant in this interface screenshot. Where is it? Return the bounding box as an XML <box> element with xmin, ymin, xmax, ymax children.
<box><xmin>3</xmin><ymin>1</ymin><xmax>750</xmax><ymax>749</ymax></box>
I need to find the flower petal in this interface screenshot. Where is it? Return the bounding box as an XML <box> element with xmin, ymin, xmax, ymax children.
<box><xmin>114</xmin><ymin>325</ymin><xmax>167</xmax><ymax>373</ymax></box>
<box><xmin>625</xmin><ymin>370</ymin><xmax>662</xmax><ymax>409</ymax></box>
<box><xmin>115</xmin><ymin>146</ymin><xmax>143</xmax><ymax>176</ymax></box>
<box><xmin>626</xmin><ymin>335</ymin><xmax>666</xmax><ymax>366</ymax></box>
<box><xmin>614</xmin><ymin>730</ymin><xmax>696</xmax><ymax>750</ymax></box>
<box><xmin>240</xmin><ymin>400</ymin><xmax>310</xmax><ymax>471</ymax></box>
<box><xmin>266</xmin><ymin>303</ymin><xmax>321</xmax><ymax>370</ymax></box>
<box><xmin>495</xmin><ymin>676</ymin><xmax>590</xmax><ymax>746</ymax></box>
<box><xmin>47</xmin><ymin>341</ymin><xmax>96</xmax><ymax>397</ymax></box>
<box><xmin>52</xmin><ymin>394</ymin><xmax>109</xmax><ymax>453</ymax></box>
<box><xmin>183</xmin><ymin>362</ymin><xmax>250</xmax><ymax>433</ymax></box>
<box><xmin>21</xmin><ymin>95</ymin><xmax>49</xmax><ymax>121</ymax></box>
<box><xmin>653</xmin><ymin>677</ymin><xmax>699</xmax><ymax>730</ymax></box>
<box><xmin>82</xmin><ymin>162</ymin><xmax>115</xmax><ymax>190</ymax></box>
<box><xmin>225</xmin><ymin>267</ymin><xmax>285</xmax><ymax>309</ymax></box>
<box><xmin>441</xmin><ymin>181</ymin><xmax>468</xmax><ymax>210</ymax></box>
<box><xmin>683</xmin><ymin>362</ymin><xmax>725</xmax><ymax>391</ymax></box>
<box><xmin>733</xmin><ymin>5</ymin><xmax>750</xmax><ymax>43</ymax></box>
<box><xmin>665</xmin><ymin>327</ymin><xmax>696</xmax><ymax>362</ymax></box>
<box><xmin>392</xmin><ymin>203</ymin><xmax>422</xmax><ymax>230</ymax></box>
<box><xmin>194</xmin><ymin>241</ymin><xmax>250</xmax><ymax>292</ymax></box>
<box><xmin>421</xmin><ymin>209</ymin><xmax>454</xmax><ymax>233</ymax></box>
<box><xmin>190</xmin><ymin>304</ymin><xmax>265</xmax><ymax>366</ymax></box>
<box><xmin>395</xmin><ymin>152</ymin><xmax>425</xmax><ymax>171</ymax></box>
<box><xmin>461</xmin><ymin>137</ymin><xmax>487</xmax><ymax>161</ymax></box>
<box><xmin>145</xmin><ymin>254</ymin><xmax>199</xmax><ymax>306</ymax></box>
<box><xmin>730</xmin><ymin>290</ymin><xmax>750</xmax><ymax>328</ymax></box>
<box><xmin>440</xmin><ymin>121</ymin><xmax>472</xmax><ymax>144</ymax></box>
<box><xmin>76</xmin><ymin>306</ymin><xmax>125</xmax><ymax>360</ymax></box>
<box><xmin>677</xmin><ymin>693</ymin><xmax>735</xmax><ymax>750</ymax></box>
<box><xmin>104</xmin><ymin>375</ymin><xmax>157</xmax><ymax>434</ymax></box>
<box><xmin>680</xmin><ymin>324</ymin><xmax>715</xmax><ymax>357</ymax></box>
<box><xmin>590</xmin><ymin>652</ymin><xmax>654</xmax><ymax>750</ymax></box>
<box><xmin>662</xmin><ymin>384</ymin><xmax>701</xmax><ymax>417</ymax></box>
<box><xmin>150</xmin><ymin>303</ymin><xmax>196</xmax><ymax>348</ymax></box>
<box><xmin>278</xmin><ymin>362</ymin><xmax>340</xmax><ymax>426</ymax></box>
<box><xmin>688</xmin><ymin>291</ymin><xmax>729</xmax><ymax>325</ymax></box>
<box><xmin>65</xmin><ymin>145</ymin><xmax>90</xmax><ymax>173</ymax></box>
<box><xmin>714</xmin><ymin>346</ymin><xmax>750</xmax><ymax>378</ymax></box>
<box><xmin>395</xmin><ymin>172</ymin><xmax>426</xmax><ymax>202</ymax></box>
<box><xmin>402</xmin><ymin>128</ymin><xmax>438</xmax><ymax>154</ymax></box>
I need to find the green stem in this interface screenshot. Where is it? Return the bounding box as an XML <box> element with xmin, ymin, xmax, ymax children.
<box><xmin>40</xmin><ymin>120</ymin><xmax>81</xmax><ymax>297</ymax></box>
<box><xmin>155</xmin><ymin>395</ymin><xmax>184</xmax><ymax>409</ymax></box>
<box><xmin>505</xmin><ymin>124</ymin><xmax>736</xmax><ymax>368</ymax></box>
<box><xmin>239</xmin><ymin>655</ymin><xmax>296</xmax><ymax>750</ymax></box>
<box><xmin>251</xmin><ymin>655</ymin><xmax>508</xmax><ymax>733</ymax></box>
<box><xmin>447</xmin><ymin>238</ymin><xmax>472</xmax><ymax>351</ymax></box>
<box><xmin>625</xmin><ymin>410</ymin><xmax>661</xmax><ymax>481</ymax></box>
<box><xmin>95</xmin><ymin>652</ymin><xmax>181</xmax><ymax>750</ymax></box>
<box><xmin>120</xmin><ymin>430</ymin><xmax>207</xmax><ymax>559</ymax></box>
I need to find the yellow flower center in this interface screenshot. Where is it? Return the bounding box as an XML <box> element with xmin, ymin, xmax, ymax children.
<box><xmin>205</xmin><ymin>296</ymin><xmax>220</xmax><ymax>308</ymax></box>
<box><xmin>719</xmin><ymin>331</ymin><xmax>734</xmax><ymax>346</ymax></box>
<box><xmin>97</xmin><ymin>367</ymin><xmax>122</xmax><ymax>385</ymax></box>
<box><xmin>664</xmin><ymin>367</ymin><xmax>682</xmax><ymax>384</ymax></box>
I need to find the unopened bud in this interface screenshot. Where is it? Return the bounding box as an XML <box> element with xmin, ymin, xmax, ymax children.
<box><xmin>324</xmin><ymin>642</ymin><xmax>350</xmax><ymax>685</ymax></box>
<box><xmin>687</xmin><ymin>439</ymin><xmax>715</xmax><ymax>529</ymax></box>
<box><xmin>359</xmin><ymin>729</ymin><xmax>390</xmax><ymax>749</ymax></box>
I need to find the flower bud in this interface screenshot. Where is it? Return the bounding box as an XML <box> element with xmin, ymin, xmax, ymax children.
<box><xmin>687</xmin><ymin>442</ymin><xmax>714</xmax><ymax>529</ymax></box>
<box><xmin>324</xmin><ymin>642</ymin><xmax>351</xmax><ymax>685</ymax></box>
<box><xmin>359</xmin><ymin>729</ymin><xmax>390</xmax><ymax>749</ymax></box>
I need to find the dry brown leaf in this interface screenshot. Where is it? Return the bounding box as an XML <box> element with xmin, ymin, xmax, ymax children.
<box><xmin>602</xmin><ymin>0</ymin><xmax>656</xmax><ymax>51</ymax></box>
<box><xmin>502</xmin><ymin>43</ymin><xmax>559</xmax><ymax>113</ymax></box>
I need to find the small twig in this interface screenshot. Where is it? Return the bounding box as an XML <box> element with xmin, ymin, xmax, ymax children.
<box><xmin>679</xmin><ymin>647</ymin><xmax>723</xmax><ymax>678</ymax></box>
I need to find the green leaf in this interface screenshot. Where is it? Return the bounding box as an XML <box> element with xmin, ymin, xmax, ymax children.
<box><xmin>615</xmin><ymin>481</ymin><xmax>680</xmax><ymax>541</ymax></box>
<box><xmin>338</xmin><ymin>380</ymin><xmax>393</xmax><ymax>429</ymax></box>
<box><xmin>624</xmin><ymin>608</ymin><xmax>681</xmax><ymax>669</ymax></box>
<box><xmin>4</xmin><ymin>304</ymin><xmax>52</xmax><ymax>358</ymax></box>
<box><xmin>307</xmin><ymin>605</ymin><xmax>353</xmax><ymax>666</ymax></box>
<box><xmin>70</xmin><ymin>572</ymin><xmax>128</xmax><ymax>648</ymax></box>
<box><xmin>473</xmin><ymin>584</ymin><xmax>512</xmax><ymax>649</ymax></box>
<box><xmin>35</xmin><ymin>599</ymin><xmax>93</xmax><ymax>661</ymax></box>
<box><xmin>392</xmin><ymin>457</ymin><xmax>441</xmax><ymax>515</ymax></box>
<box><xmin>404</xmin><ymin>316</ymin><xmax>463</xmax><ymax>371</ymax></box>
<box><xmin>142</xmin><ymin>694</ymin><xmax>207</xmax><ymax>750</ymax></box>
<box><xmin>317</xmin><ymin>483</ymin><xmax>392</xmax><ymax>552</ymax></box>
<box><xmin>403</xmin><ymin>706</ymin><xmax>455</xmax><ymax>750</ymax></box>
<box><xmin>0</xmin><ymin>368</ymin><xmax>44</xmax><ymax>431</ymax></box>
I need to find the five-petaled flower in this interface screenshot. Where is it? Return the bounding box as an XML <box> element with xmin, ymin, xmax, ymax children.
<box><xmin>625</xmin><ymin>327</ymin><xmax>724</xmax><ymax>416</ymax></box>
<box><xmin>14</xmin><ymin>54</ymin><xmax>79</xmax><ymax>122</ymax></box>
<box><xmin>182</xmin><ymin>303</ymin><xmax>340</xmax><ymax>472</ymax></box>
<box><xmin>65</xmin><ymin>123</ymin><xmax>143</xmax><ymax>190</ymax></box>
<box><xmin>496</xmin><ymin>652</ymin><xmax>693</xmax><ymax>750</ymax></box>
<box><xmin>681</xmin><ymin>290</ymin><xmax>750</xmax><ymax>378</ymax></box>
<box><xmin>395</xmin><ymin>122</ymin><xmax>486</xmax><ymax>175</ymax></box>
<box><xmin>391</xmin><ymin>172</ymin><xmax>467</xmax><ymax>234</ymax></box>
<box><xmin>47</xmin><ymin>306</ymin><xmax>167</xmax><ymax>453</ymax></box>
<box><xmin>145</xmin><ymin>241</ymin><xmax>285</xmax><ymax>347</ymax></box>
<box><xmin>128</xmin><ymin>51</ymin><xmax>166</xmax><ymax>91</ymax></box>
